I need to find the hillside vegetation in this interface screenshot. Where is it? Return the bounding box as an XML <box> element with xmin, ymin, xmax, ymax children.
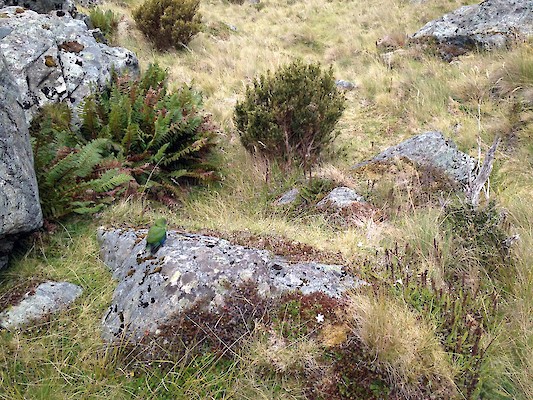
<box><xmin>2</xmin><ymin>0</ymin><xmax>533</xmax><ymax>399</ymax></box>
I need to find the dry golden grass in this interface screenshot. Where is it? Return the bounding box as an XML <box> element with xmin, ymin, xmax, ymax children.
<box><xmin>347</xmin><ymin>292</ymin><xmax>457</xmax><ymax>397</ymax></box>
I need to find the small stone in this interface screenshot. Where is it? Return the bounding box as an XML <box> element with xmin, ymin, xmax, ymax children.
<box><xmin>0</xmin><ymin>281</ymin><xmax>83</xmax><ymax>329</ymax></box>
<box><xmin>335</xmin><ymin>79</ymin><xmax>356</xmax><ymax>91</ymax></box>
<box><xmin>317</xmin><ymin>187</ymin><xmax>365</xmax><ymax>208</ymax></box>
<box><xmin>274</xmin><ymin>188</ymin><xmax>299</xmax><ymax>206</ymax></box>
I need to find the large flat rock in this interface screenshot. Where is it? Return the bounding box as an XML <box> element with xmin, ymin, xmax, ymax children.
<box><xmin>98</xmin><ymin>228</ymin><xmax>363</xmax><ymax>342</ymax></box>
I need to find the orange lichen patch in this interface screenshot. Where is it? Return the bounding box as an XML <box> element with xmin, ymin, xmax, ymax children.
<box><xmin>15</xmin><ymin>7</ymin><xmax>25</xmax><ymax>14</ymax></box>
<box><xmin>319</xmin><ymin>323</ymin><xmax>350</xmax><ymax>347</ymax></box>
<box><xmin>44</xmin><ymin>55</ymin><xmax>57</xmax><ymax>67</ymax></box>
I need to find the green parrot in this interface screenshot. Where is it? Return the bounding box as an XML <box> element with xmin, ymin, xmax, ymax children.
<box><xmin>146</xmin><ymin>218</ymin><xmax>167</xmax><ymax>254</ymax></box>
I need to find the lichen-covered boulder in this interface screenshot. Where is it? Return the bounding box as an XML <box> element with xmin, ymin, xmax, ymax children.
<box><xmin>0</xmin><ymin>53</ymin><xmax>42</xmax><ymax>270</ymax></box>
<box><xmin>98</xmin><ymin>228</ymin><xmax>363</xmax><ymax>342</ymax></box>
<box><xmin>0</xmin><ymin>6</ymin><xmax>139</xmax><ymax>122</ymax></box>
<box><xmin>0</xmin><ymin>0</ymin><xmax>74</xmax><ymax>14</ymax></box>
<box><xmin>0</xmin><ymin>281</ymin><xmax>82</xmax><ymax>329</ymax></box>
<box><xmin>411</xmin><ymin>0</ymin><xmax>533</xmax><ymax>60</ymax></box>
<box><xmin>353</xmin><ymin>131</ymin><xmax>475</xmax><ymax>186</ymax></box>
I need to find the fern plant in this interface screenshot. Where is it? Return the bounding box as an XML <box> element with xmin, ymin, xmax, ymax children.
<box><xmin>30</xmin><ymin>66</ymin><xmax>218</xmax><ymax>219</ymax></box>
<box><xmin>31</xmin><ymin>104</ymin><xmax>132</xmax><ymax>220</ymax></box>
<box><xmin>80</xmin><ymin>63</ymin><xmax>219</xmax><ymax>198</ymax></box>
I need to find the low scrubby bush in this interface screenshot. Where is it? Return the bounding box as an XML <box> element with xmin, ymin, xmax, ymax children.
<box><xmin>234</xmin><ymin>60</ymin><xmax>345</xmax><ymax>176</ymax></box>
<box><xmin>133</xmin><ymin>0</ymin><xmax>202</xmax><ymax>50</ymax></box>
<box><xmin>444</xmin><ymin>200</ymin><xmax>511</xmax><ymax>278</ymax></box>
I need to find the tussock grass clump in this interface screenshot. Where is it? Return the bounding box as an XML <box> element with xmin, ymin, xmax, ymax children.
<box><xmin>347</xmin><ymin>292</ymin><xmax>457</xmax><ymax>399</ymax></box>
<box><xmin>491</xmin><ymin>46</ymin><xmax>533</xmax><ymax>105</ymax></box>
<box><xmin>133</xmin><ymin>0</ymin><xmax>202</xmax><ymax>50</ymax></box>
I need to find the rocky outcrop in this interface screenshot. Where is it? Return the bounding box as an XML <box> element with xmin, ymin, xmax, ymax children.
<box><xmin>98</xmin><ymin>228</ymin><xmax>363</xmax><ymax>342</ymax></box>
<box><xmin>0</xmin><ymin>281</ymin><xmax>82</xmax><ymax>329</ymax></box>
<box><xmin>0</xmin><ymin>53</ymin><xmax>42</xmax><ymax>270</ymax></box>
<box><xmin>411</xmin><ymin>0</ymin><xmax>533</xmax><ymax>60</ymax></box>
<box><xmin>0</xmin><ymin>0</ymin><xmax>74</xmax><ymax>14</ymax></box>
<box><xmin>353</xmin><ymin>131</ymin><xmax>475</xmax><ymax>186</ymax></box>
<box><xmin>0</xmin><ymin>6</ymin><xmax>139</xmax><ymax>122</ymax></box>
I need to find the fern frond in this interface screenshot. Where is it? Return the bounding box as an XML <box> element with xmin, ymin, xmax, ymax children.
<box><xmin>75</xmin><ymin>138</ymin><xmax>109</xmax><ymax>178</ymax></box>
<box><xmin>150</xmin><ymin>143</ymin><xmax>169</xmax><ymax>163</ymax></box>
<box><xmin>161</xmin><ymin>137</ymin><xmax>208</xmax><ymax>166</ymax></box>
<box><xmin>90</xmin><ymin>170</ymin><xmax>132</xmax><ymax>192</ymax></box>
<box><xmin>71</xmin><ymin>201</ymin><xmax>106</xmax><ymax>215</ymax></box>
<box><xmin>45</xmin><ymin>152</ymin><xmax>79</xmax><ymax>186</ymax></box>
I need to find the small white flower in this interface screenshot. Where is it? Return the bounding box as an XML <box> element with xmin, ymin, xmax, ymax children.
<box><xmin>395</xmin><ymin>278</ymin><xmax>403</xmax><ymax>285</ymax></box>
<box><xmin>357</xmin><ymin>241</ymin><xmax>363</xmax><ymax>247</ymax></box>
<box><xmin>316</xmin><ymin>313</ymin><xmax>325</xmax><ymax>323</ymax></box>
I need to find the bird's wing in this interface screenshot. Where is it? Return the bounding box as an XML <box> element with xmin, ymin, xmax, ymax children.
<box><xmin>147</xmin><ymin>226</ymin><xmax>166</xmax><ymax>244</ymax></box>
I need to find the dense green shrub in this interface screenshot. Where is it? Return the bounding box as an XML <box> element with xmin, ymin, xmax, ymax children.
<box><xmin>31</xmin><ymin>64</ymin><xmax>218</xmax><ymax>219</ymax></box>
<box><xmin>133</xmin><ymin>0</ymin><xmax>201</xmax><ymax>50</ymax></box>
<box><xmin>89</xmin><ymin>8</ymin><xmax>120</xmax><ymax>42</ymax></box>
<box><xmin>234</xmin><ymin>60</ymin><xmax>345</xmax><ymax>175</ymax></box>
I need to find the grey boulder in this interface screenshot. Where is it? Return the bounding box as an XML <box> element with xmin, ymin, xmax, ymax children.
<box><xmin>274</xmin><ymin>188</ymin><xmax>300</xmax><ymax>206</ymax></box>
<box><xmin>335</xmin><ymin>79</ymin><xmax>357</xmax><ymax>91</ymax></box>
<box><xmin>411</xmin><ymin>0</ymin><xmax>533</xmax><ymax>60</ymax></box>
<box><xmin>317</xmin><ymin>187</ymin><xmax>365</xmax><ymax>208</ymax></box>
<box><xmin>0</xmin><ymin>53</ymin><xmax>42</xmax><ymax>270</ymax></box>
<box><xmin>0</xmin><ymin>7</ymin><xmax>139</xmax><ymax>122</ymax></box>
<box><xmin>0</xmin><ymin>281</ymin><xmax>82</xmax><ymax>329</ymax></box>
<box><xmin>353</xmin><ymin>131</ymin><xmax>476</xmax><ymax>186</ymax></box>
<box><xmin>0</xmin><ymin>0</ymin><xmax>74</xmax><ymax>14</ymax></box>
<box><xmin>98</xmin><ymin>228</ymin><xmax>363</xmax><ymax>342</ymax></box>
